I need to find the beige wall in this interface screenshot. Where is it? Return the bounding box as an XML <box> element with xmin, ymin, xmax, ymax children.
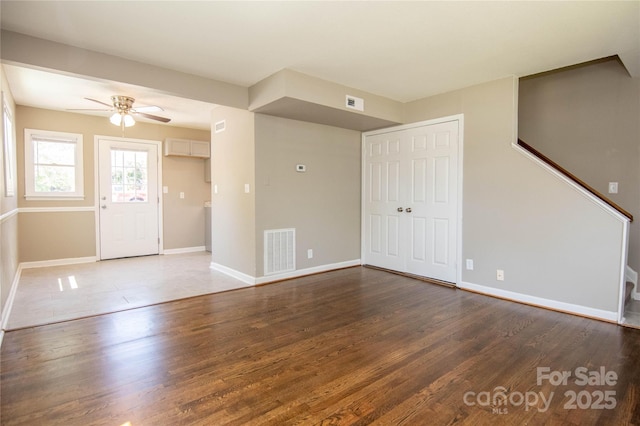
<box><xmin>210</xmin><ymin>106</ymin><xmax>256</xmax><ymax>276</ymax></box>
<box><xmin>405</xmin><ymin>76</ymin><xmax>624</xmax><ymax>313</ymax></box>
<box><xmin>16</xmin><ymin>106</ymin><xmax>210</xmax><ymax>262</ymax></box>
<box><xmin>163</xmin><ymin>155</ymin><xmax>211</xmax><ymax>249</ymax></box>
<box><xmin>1</xmin><ymin>65</ymin><xmax>19</xmax><ymax>317</ymax></box>
<box><xmin>255</xmin><ymin>114</ymin><xmax>361</xmax><ymax>276</ymax></box>
<box><xmin>519</xmin><ymin>58</ymin><xmax>640</xmax><ymax>272</ymax></box>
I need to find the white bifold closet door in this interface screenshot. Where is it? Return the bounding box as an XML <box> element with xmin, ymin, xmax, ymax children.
<box><xmin>363</xmin><ymin>119</ymin><xmax>459</xmax><ymax>283</ymax></box>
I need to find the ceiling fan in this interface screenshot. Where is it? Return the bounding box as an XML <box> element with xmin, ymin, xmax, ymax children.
<box><xmin>71</xmin><ymin>95</ymin><xmax>171</xmax><ymax>127</ymax></box>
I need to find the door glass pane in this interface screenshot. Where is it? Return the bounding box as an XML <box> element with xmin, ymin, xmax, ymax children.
<box><xmin>111</xmin><ymin>149</ymin><xmax>148</xmax><ymax>202</ymax></box>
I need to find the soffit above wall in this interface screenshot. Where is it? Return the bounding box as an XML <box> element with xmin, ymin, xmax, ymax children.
<box><xmin>252</xmin><ymin>97</ymin><xmax>400</xmax><ymax>132</ymax></box>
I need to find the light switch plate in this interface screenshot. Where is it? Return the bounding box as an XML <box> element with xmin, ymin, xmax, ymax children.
<box><xmin>608</xmin><ymin>182</ymin><xmax>618</xmax><ymax>194</ymax></box>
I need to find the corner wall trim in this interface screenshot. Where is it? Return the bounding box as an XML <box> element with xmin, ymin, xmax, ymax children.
<box><xmin>210</xmin><ymin>262</ymin><xmax>256</xmax><ymax>285</ymax></box>
<box><xmin>458</xmin><ymin>281</ymin><xmax>618</xmax><ymax>323</ymax></box>
<box><xmin>164</xmin><ymin>246</ymin><xmax>206</xmax><ymax>255</ymax></box>
<box><xmin>20</xmin><ymin>256</ymin><xmax>97</xmax><ymax>269</ymax></box>
<box><xmin>1</xmin><ymin>264</ymin><xmax>23</xmax><ymax>333</ymax></box>
<box><xmin>0</xmin><ymin>208</ymin><xmax>18</xmax><ymax>222</ymax></box>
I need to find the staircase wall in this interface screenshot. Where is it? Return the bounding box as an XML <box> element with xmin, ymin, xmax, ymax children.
<box><xmin>519</xmin><ymin>58</ymin><xmax>640</xmax><ymax>273</ymax></box>
<box><xmin>405</xmin><ymin>76</ymin><xmax>626</xmax><ymax>319</ymax></box>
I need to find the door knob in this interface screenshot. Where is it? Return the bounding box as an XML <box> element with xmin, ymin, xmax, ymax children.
<box><xmin>101</xmin><ymin>205</ymin><xmax>107</xmax><ymax>209</ymax></box>
<box><xmin>406</xmin><ymin>208</ymin><xmax>412</xmax><ymax>213</ymax></box>
<box><xmin>397</xmin><ymin>207</ymin><xmax>403</xmax><ymax>212</ymax></box>
<box><xmin>101</xmin><ymin>196</ymin><xmax>106</xmax><ymax>200</ymax></box>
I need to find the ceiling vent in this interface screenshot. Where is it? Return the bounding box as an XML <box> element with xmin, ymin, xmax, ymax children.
<box><xmin>214</xmin><ymin>120</ymin><xmax>226</xmax><ymax>133</ymax></box>
<box><xmin>345</xmin><ymin>95</ymin><xmax>364</xmax><ymax>111</ymax></box>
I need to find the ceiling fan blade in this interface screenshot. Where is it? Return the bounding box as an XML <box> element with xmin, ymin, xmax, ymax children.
<box><xmin>132</xmin><ymin>105</ymin><xmax>163</xmax><ymax>113</ymax></box>
<box><xmin>67</xmin><ymin>108</ymin><xmax>113</xmax><ymax>111</ymax></box>
<box><xmin>85</xmin><ymin>97</ymin><xmax>114</xmax><ymax>108</ymax></box>
<box><xmin>134</xmin><ymin>111</ymin><xmax>171</xmax><ymax>123</ymax></box>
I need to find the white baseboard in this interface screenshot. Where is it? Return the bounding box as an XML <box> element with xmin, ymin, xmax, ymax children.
<box><xmin>210</xmin><ymin>259</ymin><xmax>362</xmax><ymax>286</ymax></box>
<box><xmin>164</xmin><ymin>246</ymin><xmax>206</xmax><ymax>255</ymax></box>
<box><xmin>1</xmin><ymin>263</ymin><xmax>23</xmax><ymax>333</ymax></box>
<box><xmin>20</xmin><ymin>256</ymin><xmax>97</xmax><ymax>269</ymax></box>
<box><xmin>459</xmin><ymin>281</ymin><xmax>618</xmax><ymax>322</ymax></box>
<box><xmin>255</xmin><ymin>259</ymin><xmax>362</xmax><ymax>285</ymax></box>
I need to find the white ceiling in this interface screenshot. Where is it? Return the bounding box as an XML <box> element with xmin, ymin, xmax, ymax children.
<box><xmin>1</xmin><ymin>1</ymin><xmax>639</xmax><ymax>130</ymax></box>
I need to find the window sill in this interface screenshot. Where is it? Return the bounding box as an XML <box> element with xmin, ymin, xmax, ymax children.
<box><xmin>25</xmin><ymin>195</ymin><xmax>85</xmax><ymax>201</ymax></box>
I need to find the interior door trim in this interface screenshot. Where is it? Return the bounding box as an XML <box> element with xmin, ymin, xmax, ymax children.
<box><xmin>360</xmin><ymin>114</ymin><xmax>464</xmax><ymax>286</ymax></box>
<box><xmin>93</xmin><ymin>135</ymin><xmax>164</xmax><ymax>260</ymax></box>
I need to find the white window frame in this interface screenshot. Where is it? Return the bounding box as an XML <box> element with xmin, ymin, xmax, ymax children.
<box><xmin>24</xmin><ymin>128</ymin><xmax>84</xmax><ymax>200</ymax></box>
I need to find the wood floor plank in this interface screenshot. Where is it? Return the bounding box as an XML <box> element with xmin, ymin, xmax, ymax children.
<box><xmin>2</xmin><ymin>266</ymin><xmax>640</xmax><ymax>425</ymax></box>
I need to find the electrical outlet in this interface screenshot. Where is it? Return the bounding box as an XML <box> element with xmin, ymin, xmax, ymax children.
<box><xmin>244</xmin><ymin>184</ymin><xmax>250</xmax><ymax>193</ymax></box>
<box><xmin>466</xmin><ymin>259</ymin><xmax>474</xmax><ymax>270</ymax></box>
<box><xmin>307</xmin><ymin>249</ymin><xmax>313</xmax><ymax>259</ymax></box>
<box><xmin>608</xmin><ymin>182</ymin><xmax>618</xmax><ymax>194</ymax></box>
<box><xmin>497</xmin><ymin>269</ymin><xmax>504</xmax><ymax>281</ymax></box>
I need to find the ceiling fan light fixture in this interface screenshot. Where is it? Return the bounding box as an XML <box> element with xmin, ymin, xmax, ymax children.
<box><xmin>123</xmin><ymin>113</ymin><xmax>136</xmax><ymax>127</ymax></box>
<box><xmin>109</xmin><ymin>112</ymin><xmax>122</xmax><ymax>126</ymax></box>
<box><xmin>110</xmin><ymin>112</ymin><xmax>136</xmax><ymax>127</ymax></box>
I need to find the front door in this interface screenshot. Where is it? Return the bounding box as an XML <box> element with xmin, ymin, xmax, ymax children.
<box><xmin>98</xmin><ymin>138</ymin><xmax>160</xmax><ymax>260</ymax></box>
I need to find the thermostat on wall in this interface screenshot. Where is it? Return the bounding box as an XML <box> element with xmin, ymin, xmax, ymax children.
<box><xmin>296</xmin><ymin>164</ymin><xmax>306</xmax><ymax>172</ymax></box>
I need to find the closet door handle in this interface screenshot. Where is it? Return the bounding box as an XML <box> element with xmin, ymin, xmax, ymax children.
<box><xmin>397</xmin><ymin>207</ymin><xmax>403</xmax><ymax>212</ymax></box>
<box><xmin>406</xmin><ymin>208</ymin><xmax>412</xmax><ymax>213</ymax></box>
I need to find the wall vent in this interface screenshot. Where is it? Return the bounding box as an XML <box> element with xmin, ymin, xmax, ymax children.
<box><xmin>214</xmin><ymin>120</ymin><xmax>226</xmax><ymax>133</ymax></box>
<box><xmin>264</xmin><ymin>228</ymin><xmax>296</xmax><ymax>276</ymax></box>
<box><xmin>345</xmin><ymin>95</ymin><xmax>364</xmax><ymax>111</ymax></box>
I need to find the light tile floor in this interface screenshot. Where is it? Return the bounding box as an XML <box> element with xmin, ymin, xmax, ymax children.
<box><xmin>8</xmin><ymin>252</ymin><xmax>251</xmax><ymax>330</ymax></box>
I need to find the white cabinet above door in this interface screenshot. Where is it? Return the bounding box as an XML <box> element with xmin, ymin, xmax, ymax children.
<box><xmin>164</xmin><ymin>138</ymin><xmax>210</xmax><ymax>158</ymax></box>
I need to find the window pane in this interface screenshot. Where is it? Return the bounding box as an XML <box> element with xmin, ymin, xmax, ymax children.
<box><xmin>25</xmin><ymin>129</ymin><xmax>83</xmax><ymax>199</ymax></box>
<box><xmin>35</xmin><ymin>141</ymin><xmax>75</xmax><ymax>166</ymax></box>
<box><xmin>111</xmin><ymin>149</ymin><xmax>148</xmax><ymax>202</ymax></box>
<box><xmin>35</xmin><ymin>165</ymin><xmax>75</xmax><ymax>192</ymax></box>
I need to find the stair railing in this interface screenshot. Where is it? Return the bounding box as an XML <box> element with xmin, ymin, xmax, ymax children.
<box><xmin>517</xmin><ymin>139</ymin><xmax>633</xmax><ymax>222</ymax></box>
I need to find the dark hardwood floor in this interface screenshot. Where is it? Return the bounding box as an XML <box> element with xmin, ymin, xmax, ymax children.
<box><xmin>2</xmin><ymin>266</ymin><xmax>640</xmax><ymax>425</ymax></box>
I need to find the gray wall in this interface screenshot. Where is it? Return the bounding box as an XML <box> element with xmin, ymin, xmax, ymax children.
<box><xmin>255</xmin><ymin>114</ymin><xmax>361</xmax><ymax>276</ymax></box>
<box><xmin>210</xmin><ymin>106</ymin><xmax>257</xmax><ymax>277</ymax></box>
<box><xmin>519</xmin><ymin>58</ymin><xmax>640</xmax><ymax>273</ymax></box>
<box><xmin>405</xmin><ymin>76</ymin><xmax>624</xmax><ymax>314</ymax></box>
<box><xmin>210</xmin><ymin>111</ymin><xmax>361</xmax><ymax>279</ymax></box>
